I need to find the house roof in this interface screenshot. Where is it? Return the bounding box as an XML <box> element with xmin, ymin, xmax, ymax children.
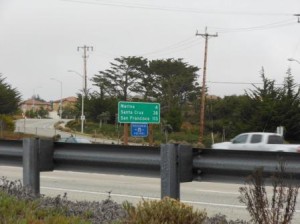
<box><xmin>52</xmin><ymin>96</ymin><xmax>78</xmax><ymax>103</ymax></box>
<box><xmin>20</xmin><ymin>99</ymin><xmax>51</xmax><ymax>106</ymax></box>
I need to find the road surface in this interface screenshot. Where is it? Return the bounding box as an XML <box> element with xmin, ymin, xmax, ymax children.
<box><xmin>1</xmin><ymin>165</ymin><xmax>300</xmax><ymax>222</ymax></box>
<box><xmin>15</xmin><ymin>118</ymin><xmax>121</xmax><ymax>144</ymax></box>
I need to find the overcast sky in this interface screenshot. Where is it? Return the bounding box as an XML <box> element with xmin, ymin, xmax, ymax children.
<box><xmin>1</xmin><ymin>0</ymin><xmax>300</xmax><ymax>102</ymax></box>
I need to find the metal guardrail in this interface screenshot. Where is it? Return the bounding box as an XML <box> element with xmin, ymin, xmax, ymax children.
<box><xmin>53</xmin><ymin>142</ymin><xmax>161</xmax><ymax>176</ymax></box>
<box><xmin>1</xmin><ymin>139</ymin><xmax>300</xmax><ymax>180</ymax></box>
<box><xmin>193</xmin><ymin>149</ymin><xmax>300</xmax><ymax>181</ymax></box>
<box><xmin>0</xmin><ymin>140</ymin><xmax>22</xmax><ymax>157</ymax></box>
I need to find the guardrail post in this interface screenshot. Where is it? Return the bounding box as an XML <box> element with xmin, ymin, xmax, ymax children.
<box><xmin>161</xmin><ymin>144</ymin><xmax>193</xmax><ymax>200</ymax></box>
<box><xmin>23</xmin><ymin>138</ymin><xmax>40</xmax><ymax>195</ymax></box>
<box><xmin>178</xmin><ymin>144</ymin><xmax>193</xmax><ymax>183</ymax></box>
<box><xmin>23</xmin><ymin>138</ymin><xmax>54</xmax><ymax>195</ymax></box>
<box><xmin>161</xmin><ymin>144</ymin><xmax>179</xmax><ymax>199</ymax></box>
<box><xmin>39</xmin><ymin>139</ymin><xmax>54</xmax><ymax>171</ymax></box>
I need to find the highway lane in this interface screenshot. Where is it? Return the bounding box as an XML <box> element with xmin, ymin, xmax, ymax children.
<box><xmin>15</xmin><ymin>118</ymin><xmax>72</xmax><ymax>138</ymax></box>
<box><xmin>14</xmin><ymin>118</ymin><xmax>121</xmax><ymax>144</ymax></box>
<box><xmin>1</xmin><ymin>165</ymin><xmax>300</xmax><ymax>222</ymax></box>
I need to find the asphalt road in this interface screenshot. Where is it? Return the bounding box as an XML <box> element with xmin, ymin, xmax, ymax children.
<box><xmin>1</xmin><ymin>165</ymin><xmax>300</xmax><ymax>222</ymax></box>
<box><xmin>14</xmin><ymin>118</ymin><xmax>121</xmax><ymax>144</ymax></box>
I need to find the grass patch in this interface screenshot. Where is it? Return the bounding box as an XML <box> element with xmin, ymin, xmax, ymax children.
<box><xmin>0</xmin><ymin>177</ymin><xmax>127</xmax><ymax>224</ymax></box>
<box><xmin>0</xmin><ymin>191</ymin><xmax>90</xmax><ymax>224</ymax></box>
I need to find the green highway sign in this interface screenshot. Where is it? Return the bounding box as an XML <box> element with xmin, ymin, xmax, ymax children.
<box><xmin>118</xmin><ymin>101</ymin><xmax>160</xmax><ymax>124</ymax></box>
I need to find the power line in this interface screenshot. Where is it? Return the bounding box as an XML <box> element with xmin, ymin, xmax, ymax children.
<box><xmin>207</xmin><ymin>81</ymin><xmax>284</xmax><ymax>86</ymax></box>
<box><xmin>61</xmin><ymin>0</ymin><xmax>295</xmax><ymax>17</ymax></box>
<box><xmin>210</xmin><ymin>19</ymin><xmax>296</xmax><ymax>34</ymax></box>
<box><xmin>139</xmin><ymin>38</ymin><xmax>200</xmax><ymax>57</ymax></box>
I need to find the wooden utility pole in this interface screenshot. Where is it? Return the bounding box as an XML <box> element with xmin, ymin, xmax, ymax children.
<box><xmin>77</xmin><ymin>45</ymin><xmax>93</xmax><ymax>96</ymax></box>
<box><xmin>124</xmin><ymin>123</ymin><xmax>129</xmax><ymax>145</ymax></box>
<box><xmin>196</xmin><ymin>28</ymin><xmax>218</xmax><ymax>143</ymax></box>
<box><xmin>148</xmin><ymin>124</ymin><xmax>153</xmax><ymax>146</ymax></box>
<box><xmin>77</xmin><ymin>45</ymin><xmax>93</xmax><ymax>133</ymax></box>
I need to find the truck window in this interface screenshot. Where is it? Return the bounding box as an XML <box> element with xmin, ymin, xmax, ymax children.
<box><xmin>250</xmin><ymin>134</ymin><xmax>262</xmax><ymax>143</ymax></box>
<box><xmin>232</xmin><ymin>134</ymin><xmax>248</xmax><ymax>144</ymax></box>
<box><xmin>267</xmin><ymin>135</ymin><xmax>284</xmax><ymax>144</ymax></box>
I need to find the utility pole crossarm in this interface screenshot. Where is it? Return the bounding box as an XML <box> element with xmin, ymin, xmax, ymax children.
<box><xmin>196</xmin><ymin>28</ymin><xmax>218</xmax><ymax>144</ymax></box>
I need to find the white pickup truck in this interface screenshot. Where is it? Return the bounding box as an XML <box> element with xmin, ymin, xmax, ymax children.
<box><xmin>211</xmin><ymin>132</ymin><xmax>300</xmax><ymax>153</ymax></box>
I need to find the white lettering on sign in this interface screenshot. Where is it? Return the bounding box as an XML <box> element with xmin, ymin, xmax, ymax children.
<box><xmin>129</xmin><ymin>116</ymin><xmax>150</xmax><ymax>122</ymax></box>
<box><xmin>134</xmin><ymin>111</ymin><xmax>144</xmax><ymax>115</ymax></box>
<box><xmin>118</xmin><ymin>101</ymin><xmax>160</xmax><ymax>123</ymax></box>
<box><xmin>121</xmin><ymin>110</ymin><xmax>133</xmax><ymax>115</ymax></box>
<box><xmin>121</xmin><ymin>104</ymin><xmax>135</xmax><ymax>109</ymax></box>
<box><xmin>121</xmin><ymin>116</ymin><xmax>129</xmax><ymax>120</ymax></box>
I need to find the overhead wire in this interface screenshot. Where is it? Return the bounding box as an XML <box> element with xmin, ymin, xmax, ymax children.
<box><xmin>210</xmin><ymin>19</ymin><xmax>296</xmax><ymax>34</ymax></box>
<box><xmin>60</xmin><ymin>0</ymin><xmax>299</xmax><ymax>57</ymax></box>
<box><xmin>61</xmin><ymin>0</ymin><xmax>294</xmax><ymax>17</ymax></box>
<box><xmin>207</xmin><ymin>81</ymin><xmax>284</xmax><ymax>86</ymax></box>
<box><xmin>138</xmin><ymin>37</ymin><xmax>200</xmax><ymax>57</ymax></box>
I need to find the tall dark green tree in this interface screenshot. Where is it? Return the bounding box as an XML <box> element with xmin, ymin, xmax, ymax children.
<box><xmin>149</xmin><ymin>58</ymin><xmax>199</xmax><ymax>111</ymax></box>
<box><xmin>149</xmin><ymin>58</ymin><xmax>199</xmax><ymax>131</ymax></box>
<box><xmin>129</xmin><ymin>58</ymin><xmax>158</xmax><ymax>101</ymax></box>
<box><xmin>0</xmin><ymin>75</ymin><xmax>21</xmax><ymax>114</ymax></box>
<box><xmin>274</xmin><ymin>69</ymin><xmax>300</xmax><ymax>141</ymax></box>
<box><xmin>245</xmin><ymin>68</ymin><xmax>282</xmax><ymax>132</ymax></box>
<box><xmin>210</xmin><ymin>68</ymin><xmax>300</xmax><ymax>142</ymax></box>
<box><xmin>84</xmin><ymin>92</ymin><xmax>118</xmax><ymax>123</ymax></box>
<box><xmin>93</xmin><ymin>56</ymin><xmax>147</xmax><ymax>101</ymax></box>
<box><xmin>91</xmin><ymin>57</ymin><xmax>200</xmax><ymax>131</ymax></box>
<box><xmin>206</xmin><ymin>95</ymin><xmax>253</xmax><ymax>139</ymax></box>
<box><xmin>91</xmin><ymin>75</ymin><xmax>113</xmax><ymax>100</ymax></box>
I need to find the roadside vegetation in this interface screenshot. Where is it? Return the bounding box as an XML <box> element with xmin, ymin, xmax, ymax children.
<box><xmin>2</xmin><ymin>59</ymin><xmax>300</xmax><ymax>146</ymax></box>
<box><xmin>66</xmin><ymin>60</ymin><xmax>300</xmax><ymax>146</ymax></box>
<box><xmin>0</xmin><ymin>177</ymin><xmax>126</xmax><ymax>224</ymax></box>
<box><xmin>239</xmin><ymin>162</ymin><xmax>299</xmax><ymax>224</ymax></box>
<box><xmin>2</xmin><ymin>161</ymin><xmax>298</xmax><ymax>224</ymax></box>
<box><xmin>0</xmin><ymin>177</ymin><xmax>249</xmax><ymax>224</ymax></box>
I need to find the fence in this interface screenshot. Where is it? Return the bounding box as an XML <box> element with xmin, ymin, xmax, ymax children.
<box><xmin>15</xmin><ymin>126</ymin><xmax>58</xmax><ymax>137</ymax></box>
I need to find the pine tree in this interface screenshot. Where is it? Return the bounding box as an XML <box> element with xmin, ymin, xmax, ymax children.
<box><xmin>0</xmin><ymin>75</ymin><xmax>21</xmax><ymax>114</ymax></box>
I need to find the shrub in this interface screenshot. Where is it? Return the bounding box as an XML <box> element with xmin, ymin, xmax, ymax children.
<box><xmin>239</xmin><ymin>162</ymin><xmax>299</xmax><ymax>224</ymax></box>
<box><xmin>0</xmin><ymin>114</ymin><xmax>15</xmax><ymax>132</ymax></box>
<box><xmin>122</xmin><ymin>197</ymin><xmax>207</xmax><ymax>224</ymax></box>
<box><xmin>65</xmin><ymin>120</ymin><xmax>80</xmax><ymax>129</ymax></box>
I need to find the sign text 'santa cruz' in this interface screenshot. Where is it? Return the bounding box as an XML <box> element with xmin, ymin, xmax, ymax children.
<box><xmin>118</xmin><ymin>101</ymin><xmax>160</xmax><ymax>123</ymax></box>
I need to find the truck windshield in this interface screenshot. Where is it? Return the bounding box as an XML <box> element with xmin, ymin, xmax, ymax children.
<box><xmin>232</xmin><ymin>134</ymin><xmax>248</xmax><ymax>144</ymax></box>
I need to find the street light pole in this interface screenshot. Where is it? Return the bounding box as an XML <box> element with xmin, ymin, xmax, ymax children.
<box><xmin>32</xmin><ymin>86</ymin><xmax>41</xmax><ymax>111</ymax></box>
<box><xmin>68</xmin><ymin>70</ymin><xmax>85</xmax><ymax>133</ymax></box>
<box><xmin>51</xmin><ymin>78</ymin><xmax>63</xmax><ymax>119</ymax></box>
